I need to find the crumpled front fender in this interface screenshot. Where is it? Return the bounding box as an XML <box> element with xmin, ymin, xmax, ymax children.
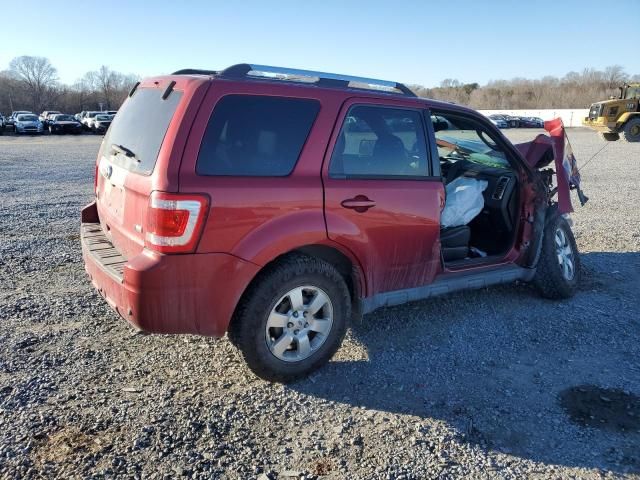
<box><xmin>545</xmin><ymin>118</ymin><xmax>587</xmax><ymax>213</ymax></box>
<box><xmin>515</xmin><ymin>118</ymin><xmax>586</xmax><ymax>214</ymax></box>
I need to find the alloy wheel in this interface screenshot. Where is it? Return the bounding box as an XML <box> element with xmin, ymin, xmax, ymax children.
<box><xmin>555</xmin><ymin>227</ymin><xmax>575</xmax><ymax>281</ymax></box>
<box><xmin>265</xmin><ymin>285</ymin><xmax>333</xmax><ymax>362</ymax></box>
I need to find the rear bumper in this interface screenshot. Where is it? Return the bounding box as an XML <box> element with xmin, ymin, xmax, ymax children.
<box><xmin>81</xmin><ymin>202</ymin><xmax>260</xmax><ymax>337</ymax></box>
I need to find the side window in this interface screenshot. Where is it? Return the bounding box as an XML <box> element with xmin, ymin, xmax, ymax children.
<box><xmin>329</xmin><ymin>105</ymin><xmax>430</xmax><ymax>178</ymax></box>
<box><xmin>430</xmin><ymin>112</ymin><xmax>510</xmax><ymax>176</ymax></box>
<box><xmin>197</xmin><ymin>95</ymin><xmax>320</xmax><ymax>176</ymax></box>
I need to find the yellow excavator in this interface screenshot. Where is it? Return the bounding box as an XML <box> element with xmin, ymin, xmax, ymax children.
<box><xmin>583</xmin><ymin>83</ymin><xmax>640</xmax><ymax>142</ymax></box>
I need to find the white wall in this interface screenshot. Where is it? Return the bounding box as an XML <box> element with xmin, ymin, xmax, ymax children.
<box><xmin>479</xmin><ymin>109</ymin><xmax>589</xmax><ymax>128</ymax></box>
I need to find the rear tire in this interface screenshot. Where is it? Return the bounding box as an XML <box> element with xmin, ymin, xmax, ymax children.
<box><xmin>229</xmin><ymin>254</ymin><xmax>350</xmax><ymax>383</ymax></box>
<box><xmin>533</xmin><ymin>210</ymin><xmax>580</xmax><ymax>299</ymax></box>
<box><xmin>621</xmin><ymin>118</ymin><xmax>640</xmax><ymax>143</ymax></box>
<box><xmin>599</xmin><ymin>132</ymin><xmax>619</xmax><ymax>142</ymax></box>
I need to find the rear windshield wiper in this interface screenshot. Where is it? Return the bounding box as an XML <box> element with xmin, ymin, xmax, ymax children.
<box><xmin>111</xmin><ymin>143</ymin><xmax>139</xmax><ymax>161</ymax></box>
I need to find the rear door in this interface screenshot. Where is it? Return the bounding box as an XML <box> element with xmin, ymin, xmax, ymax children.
<box><xmin>323</xmin><ymin>99</ymin><xmax>444</xmax><ymax>295</ymax></box>
<box><xmin>176</xmin><ymin>81</ymin><xmax>333</xmax><ymax>263</ymax></box>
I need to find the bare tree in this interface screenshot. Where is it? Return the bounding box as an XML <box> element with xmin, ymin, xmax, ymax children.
<box><xmin>2</xmin><ymin>57</ymin><xmax>638</xmax><ymax>115</ymax></box>
<box><xmin>604</xmin><ymin>65</ymin><xmax>628</xmax><ymax>89</ymax></box>
<box><xmin>440</xmin><ymin>78</ymin><xmax>461</xmax><ymax>88</ymax></box>
<box><xmin>410</xmin><ymin>65</ymin><xmax>637</xmax><ymax>109</ymax></box>
<box><xmin>8</xmin><ymin>56</ymin><xmax>58</xmax><ymax>112</ymax></box>
<box><xmin>83</xmin><ymin>66</ymin><xmax>138</xmax><ymax>110</ymax></box>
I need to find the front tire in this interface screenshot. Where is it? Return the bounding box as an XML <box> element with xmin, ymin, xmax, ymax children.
<box><xmin>533</xmin><ymin>211</ymin><xmax>580</xmax><ymax>299</ymax></box>
<box><xmin>621</xmin><ymin>118</ymin><xmax>640</xmax><ymax>143</ymax></box>
<box><xmin>229</xmin><ymin>254</ymin><xmax>350</xmax><ymax>382</ymax></box>
<box><xmin>599</xmin><ymin>132</ymin><xmax>619</xmax><ymax>142</ymax></box>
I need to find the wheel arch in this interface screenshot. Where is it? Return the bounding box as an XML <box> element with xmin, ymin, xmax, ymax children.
<box><xmin>228</xmin><ymin>242</ymin><xmax>366</xmax><ymax>334</ymax></box>
<box><xmin>617</xmin><ymin>111</ymin><xmax>640</xmax><ymax>127</ymax></box>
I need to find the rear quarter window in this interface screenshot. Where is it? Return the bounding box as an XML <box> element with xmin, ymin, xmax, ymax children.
<box><xmin>196</xmin><ymin>95</ymin><xmax>320</xmax><ymax>176</ymax></box>
<box><xmin>101</xmin><ymin>87</ymin><xmax>183</xmax><ymax>175</ymax></box>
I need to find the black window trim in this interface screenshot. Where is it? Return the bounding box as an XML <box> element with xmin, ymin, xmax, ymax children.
<box><xmin>328</xmin><ymin>103</ymin><xmax>440</xmax><ymax>181</ymax></box>
<box><xmin>423</xmin><ymin>108</ymin><xmax>441</xmax><ymax>178</ymax></box>
<box><xmin>195</xmin><ymin>93</ymin><xmax>321</xmax><ymax>178</ymax></box>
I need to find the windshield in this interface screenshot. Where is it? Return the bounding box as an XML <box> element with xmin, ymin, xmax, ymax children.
<box><xmin>624</xmin><ymin>86</ymin><xmax>640</xmax><ymax>99</ymax></box>
<box><xmin>57</xmin><ymin>115</ymin><xmax>74</xmax><ymax>121</ymax></box>
<box><xmin>432</xmin><ymin>115</ymin><xmax>509</xmax><ymax>168</ymax></box>
<box><xmin>18</xmin><ymin>115</ymin><xmax>38</xmax><ymax>121</ymax></box>
<box><xmin>96</xmin><ymin>115</ymin><xmax>111</xmax><ymax>121</ymax></box>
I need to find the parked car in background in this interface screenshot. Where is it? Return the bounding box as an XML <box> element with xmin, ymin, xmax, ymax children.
<box><xmin>492</xmin><ymin>114</ymin><xmax>520</xmax><ymax>128</ymax></box>
<box><xmin>505</xmin><ymin>115</ymin><xmax>520</xmax><ymax>128</ymax></box>
<box><xmin>530</xmin><ymin>117</ymin><xmax>545</xmax><ymax>128</ymax></box>
<box><xmin>81</xmin><ymin>111</ymin><xmax>102</xmax><ymax>129</ymax></box>
<box><xmin>0</xmin><ymin>114</ymin><xmax>5</xmax><ymax>134</ymax></box>
<box><xmin>14</xmin><ymin>113</ymin><xmax>43</xmax><ymax>134</ymax></box>
<box><xmin>43</xmin><ymin>113</ymin><xmax>58</xmax><ymax>126</ymax></box>
<box><xmin>488</xmin><ymin>114</ymin><xmax>508</xmax><ymax>128</ymax></box>
<box><xmin>518</xmin><ymin>117</ymin><xmax>545</xmax><ymax>128</ymax></box>
<box><xmin>81</xmin><ymin>64</ymin><xmax>586</xmax><ymax>382</ymax></box>
<box><xmin>47</xmin><ymin>114</ymin><xmax>83</xmax><ymax>134</ymax></box>
<box><xmin>91</xmin><ymin>113</ymin><xmax>114</xmax><ymax>134</ymax></box>
<box><xmin>39</xmin><ymin>111</ymin><xmax>62</xmax><ymax>126</ymax></box>
<box><xmin>7</xmin><ymin>111</ymin><xmax>32</xmax><ymax>129</ymax></box>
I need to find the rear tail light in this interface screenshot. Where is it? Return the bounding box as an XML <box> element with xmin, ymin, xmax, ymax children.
<box><xmin>145</xmin><ymin>191</ymin><xmax>209</xmax><ymax>253</ymax></box>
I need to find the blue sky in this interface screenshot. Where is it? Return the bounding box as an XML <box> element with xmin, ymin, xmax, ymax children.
<box><xmin>2</xmin><ymin>0</ymin><xmax>639</xmax><ymax>87</ymax></box>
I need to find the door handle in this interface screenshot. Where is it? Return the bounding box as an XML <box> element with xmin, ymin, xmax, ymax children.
<box><xmin>341</xmin><ymin>195</ymin><xmax>376</xmax><ymax>212</ymax></box>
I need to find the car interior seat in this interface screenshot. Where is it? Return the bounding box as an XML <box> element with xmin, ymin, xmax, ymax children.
<box><xmin>440</xmin><ymin>225</ymin><xmax>471</xmax><ymax>262</ymax></box>
<box><xmin>372</xmin><ymin>133</ymin><xmax>407</xmax><ymax>175</ymax></box>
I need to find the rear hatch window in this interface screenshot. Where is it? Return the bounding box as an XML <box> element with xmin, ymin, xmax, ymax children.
<box><xmin>100</xmin><ymin>87</ymin><xmax>183</xmax><ymax>175</ymax></box>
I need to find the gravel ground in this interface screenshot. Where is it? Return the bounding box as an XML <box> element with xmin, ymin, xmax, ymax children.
<box><xmin>0</xmin><ymin>129</ymin><xmax>639</xmax><ymax>479</ymax></box>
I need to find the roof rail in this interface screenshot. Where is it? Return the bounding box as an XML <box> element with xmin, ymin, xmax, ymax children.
<box><xmin>172</xmin><ymin>69</ymin><xmax>219</xmax><ymax>76</ymax></box>
<box><xmin>218</xmin><ymin>63</ymin><xmax>416</xmax><ymax>97</ymax></box>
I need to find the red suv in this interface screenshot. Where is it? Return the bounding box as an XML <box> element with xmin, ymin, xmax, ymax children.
<box><xmin>81</xmin><ymin>64</ymin><xmax>586</xmax><ymax>382</ymax></box>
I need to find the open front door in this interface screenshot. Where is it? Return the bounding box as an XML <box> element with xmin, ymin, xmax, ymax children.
<box><xmin>322</xmin><ymin>98</ymin><xmax>443</xmax><ymax>296</ymax></box>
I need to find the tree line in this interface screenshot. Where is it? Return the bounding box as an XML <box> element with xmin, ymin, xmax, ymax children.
<box><xmin>1</xmin><ymin>56</ymin><xmax>639</xmax><ymax>115</ymax></box>
<box><xmin>0</xmin><ymin>56</ymin><xmax>138</xmax><ymax>115</ymax></box>
<box><xmin>410</xmin><ymin>65</ymin><xmax>640</xmax><ymax>109</ymax></box>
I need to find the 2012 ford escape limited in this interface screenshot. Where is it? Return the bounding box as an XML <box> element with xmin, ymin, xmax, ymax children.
<box><xmin>81</xmin><ymin>64</ymin><xmax>586</xmax><ymax>382</ymax></box>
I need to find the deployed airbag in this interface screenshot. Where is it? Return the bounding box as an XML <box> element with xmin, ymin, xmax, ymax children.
<box><xmin>441</xmin><ymin>177</ymin><xmax>489</xmax><ymax>228</ymax></box>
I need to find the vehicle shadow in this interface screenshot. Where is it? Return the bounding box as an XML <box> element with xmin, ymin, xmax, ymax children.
<box><xmin>287</xmin><ymin>251</ymin><xmax>640</xmax><ymax>473</ymax></box>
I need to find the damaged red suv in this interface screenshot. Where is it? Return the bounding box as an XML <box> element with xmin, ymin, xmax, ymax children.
<box><xmin>81</xmin><ymin>64</ymin><xmax>586</xmax><ymax>381</ymax></box>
